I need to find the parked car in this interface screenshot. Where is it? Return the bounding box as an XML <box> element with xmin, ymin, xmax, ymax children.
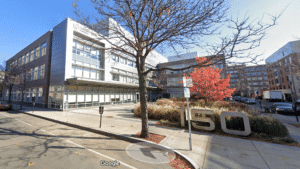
<box><xmin>292</xmin><ymin>99</ymin><xmax>300</xmax><ymax>115</ymax></box>
<box><xmin>245</xmin><ymin>98</ymin><xmax>256</xmax><ymax>104</ymax></box>
<box><xmin>0</xmin><ymin>101</ymin><xmax>12</xmax><ymax>110</ymax></box>
<box><xmin>240</xmin><ymin>97</ymin><xmax>248</xmax><ymax>103</ymax></box>
<box><xmin>270</xmin><ymin>103</ymin><xmax>294</xmax><ymax>114</ymax></box>
<box><xmin>235</xmin><ymin>96</ymin><xmax>242</xmax><ymax>101</ymax></box>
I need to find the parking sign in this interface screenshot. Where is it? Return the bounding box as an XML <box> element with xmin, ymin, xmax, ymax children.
<box><xmin>184</xmin><ymin>88</ymin><xmax>190</xmax><ymax>98</ymax></box>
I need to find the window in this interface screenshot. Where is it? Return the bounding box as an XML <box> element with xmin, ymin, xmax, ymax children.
<box><xmin>289</xmin><ymin>57</ymin><xmax>292</xmax><ymax>63</ymax></box>
<box><xmin>120</xmin><ymin>56</ymin><xmax>127</xmax><ymax>64</ymax></box>
<box><xmin>18</xmin><ymin>58</ymin><xmax>22</xmax><ymax>66</ymax></box>
<box><xmin>112</xmin><ymin>74</ymin><xmax>119</xmax><ymax>81</ymax></box>
<box><xmin>41</xmin><ymin>42</ymin><xmax>47</xmax><ymax>56</ymax></box>
<box><xmin>27</xmin><ymin>69</ymin><xmax>32</xmax><ymax>81</ymax></box>
<box><xmin>25</xmin><ymin>53</ymin><xmax>29</xmax><ymax>64</ymax></box>
<box><xmin>128</xmin><ymin>60</ymin><xmax>133</xmax><ymax>67</ymax></box>
<box><xmin>33</xmin><ymin>67</ymin><xmax>39</xmax><ymax>80</ymax></box>
<box><xmin>112</xmin><ymin>54</ymin><xmax>119</xmax><ymax>62</ymax></box>
<box><xmin>83</xmin><ymin>68</ymin><xmax>90</xmax><ymax>78</ymax></box>
<box><xmin>30</xmin><ymin>50</ymin><xmax>34</xmax><ymax>62</ymax></box>
<box><xmin>133</xmin><ymin>62</ymin><xmax>136</xmax><ymax>68</ymax></box>
<box><xmin>37</xmin><ymin>88</ymin><xmax>43</xmax><ymax>103</ymax></box>
<box><xmin>21</xmin><ymin>56</ymin><xmax>25</xmax><ymax>65</ymax></box>
<box><xmin>35</xmin><ymin>46</ymin><xmax>40</xmax><ymax>59</ymax></box>
<box><xmin>39</xmin><ymin>65</ymin><xmax>45</xmax><ymax>79</ymax></box>
<box><xmin>31</xmin><ymin>88</ymin><xmax>36</xmax><ymax>102</ymax></box>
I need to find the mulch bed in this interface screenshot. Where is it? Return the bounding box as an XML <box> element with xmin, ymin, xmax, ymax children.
<box><xmin>132</xmin><ymin>132</ymin><xmax>166</xmax><ymax>144</ymax></box>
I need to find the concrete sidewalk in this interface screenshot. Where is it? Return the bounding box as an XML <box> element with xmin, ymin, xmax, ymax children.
<box><xmin>14</xmin><ymin>104</ymin><xmax>300</xmax><ymax>169</ymax></box>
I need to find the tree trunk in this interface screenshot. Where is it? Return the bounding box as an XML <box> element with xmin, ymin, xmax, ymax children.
<box><xmin>8</xmin><ymin>86</ymin><xmax>12</xmax><ymax>103</ymax></box>
<box><xmin>137</xmin><ymin>55</ymin><xmax>149</xmax><ymax>138</ymax></box>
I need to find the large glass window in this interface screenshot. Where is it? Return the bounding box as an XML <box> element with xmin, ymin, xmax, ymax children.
<box><xmin>30</xmin><ymin>50</ymin><xmax>34</xmax><ymax>62</ymax></box>
<box><xmin>33</xmin><ymin>67</ymin><xmax>39</xmax><ymax>80</ymax></box>
<box><xmin>72</xmin><ymin>40</ymin><xmax>103</xmax><ymax>69</ymax></box>
<box><xmin>41</xmin><ymin>42</ymin><xmax>47</xmax><ymax>56</ymax></box>
<box><xmin>25</xmin><ymin>53</ymin><xmax>29</xmax><ymax>64</ymax></box>
<box><xmin>39</xmin><ymin>65</ymin><xmax>45</xmax><ymax>79</ymax></box>
<box><xmin>35</xmin><ymin>46</ymin><xmax>40</xmax><ymax>59</ymax></box>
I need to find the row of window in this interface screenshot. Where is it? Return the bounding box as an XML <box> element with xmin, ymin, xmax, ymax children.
<box><xmin>245</xmin><ymin>72</ymin><xmax>267</xmax><ymax>76</ymax></box>
<box><xmin>5</xmin><ymin>87</ymin><xmax>43</xmax><ymax>103</ymax></box>
<box><xmin>72</xmin><ymin>40</ymin><xmax>104</xmax><ymax>69</ymax></box>
<box><xmin>112</xmin><ymin>73</ymin><xmax>139</xmax><ymax>84</ymax></box>
<box><xmin>71</xmin><ymin>66</ymin><xmax>104</xmax><ymax>80</ymax></box>
<box><xmin>244</xmin><ymin>67</ymin><xmax>266</xmax><ymax>72</ymax></box>
<box><xmin>14</xmin><ymin>65</ymin><xmax>45</xmax><ymax>83</ymax></box>
<box><xmin>111</xmin><ymin>53</ymin><xmax>152</xmax><ymax>71</ymax></box>
<box><xmin>111</xmin><ymin>68</ymin><xmax>139</xmax><ymax>77</ymax></box>
<box><xmin>9</xmin><ymin>42</ymin><xmax>47</xmax><ymax>69</ymax></box>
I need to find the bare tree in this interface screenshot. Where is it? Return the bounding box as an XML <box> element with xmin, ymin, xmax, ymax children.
<box><xmin>73</xmin><ymin>0</ymin><xmax>283</xmax><ymax>138</ymax></box>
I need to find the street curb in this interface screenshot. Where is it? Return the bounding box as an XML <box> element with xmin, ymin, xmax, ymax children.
<box><xmin>18</xmin><ymin>110</ymin><xmax>200</xmax><ymax>169</ymax></box>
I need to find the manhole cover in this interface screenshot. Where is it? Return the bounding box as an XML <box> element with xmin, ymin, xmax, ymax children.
<box><xmin>126</xmin><ymin>142</ymin><xmax>175</xmax><ymax>164</ymax></box>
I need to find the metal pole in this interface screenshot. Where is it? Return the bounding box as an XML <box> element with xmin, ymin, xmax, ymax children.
<box><xmin>186</xmin><ymin>98</ymin><xmax>192</xmax><ymax>151</ymax></box>
<box><xmin>100</xmin><ymin>114</ymin><xmax>102</xmax><ymax>128</ymax></box>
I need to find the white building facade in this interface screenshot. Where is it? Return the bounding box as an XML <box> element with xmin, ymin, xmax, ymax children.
<box><xmin>47</xmin><ymin>18</ymin><xmax>167</xmax><ymax>109</ymax></box>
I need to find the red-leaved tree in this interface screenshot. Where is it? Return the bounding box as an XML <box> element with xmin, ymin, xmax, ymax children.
<box><xmin>187</xmin><ymin>57</ymin><xmax>235</xmax><ymax>102</ymax></box>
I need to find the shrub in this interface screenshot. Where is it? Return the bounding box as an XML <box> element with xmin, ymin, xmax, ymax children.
<box><xmin>134</xmin><ymin>104</ymin><xmax>180</xmax><ymax>122</ymax></box>
<box><xmin>177</xmin><ymin>97</ymin><xmax>186</xmax><ymax>101</ymax></box>
<box><xmin>155</xmin><ymin>98</ymin><xmax>176</xmax><ymax>108</ymax></box>
<box><xmin>249</xmin><ymin>115</ymin><xmax>289</xmax><ymax>137</ymax></box>
<box><xmin>174</xmin><ymin>101</ymin><xmax>187</xmax><ymax>108</ymax></box>
<box><xmin>170</xmin><ymin>97</ymin><xmax>178</xmax><ymax>102</ymax></box>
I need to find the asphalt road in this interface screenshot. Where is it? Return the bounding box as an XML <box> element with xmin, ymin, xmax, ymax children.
<box><xmin>0</xmin><ymin>110</ymin><xmax>174</xmax><ymax>169</ymax></box>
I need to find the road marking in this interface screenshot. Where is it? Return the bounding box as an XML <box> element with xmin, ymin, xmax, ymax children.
<box><xmin>0</xmin><ymin>112</ymin><xmax>10</xmax><ymax>117</ymax></box>
<box><xmin>16</xmin><ymin>119</ymin><xmax>32</xmax><ymax>126</ymax></box>
<box><xmin>6</xmin><ymin>114</ymin><xmax>137</xmax><ymax>169</ymax></box>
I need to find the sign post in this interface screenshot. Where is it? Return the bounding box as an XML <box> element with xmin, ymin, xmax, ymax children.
<box><xmin>183</xmin><ymin>76</ymin><xmax>193</xmax><ymax>150</ymax></box>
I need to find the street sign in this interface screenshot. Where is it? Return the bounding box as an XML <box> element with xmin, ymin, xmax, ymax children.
<box><xmin>182</xmin><ymin>77</ymin><xmax>193</xmax><ymax>87</ymax></box>
<box><xmin>184</xmin><ymin>88</ymin><xmax>190</xmax><ymax>98</ymax></box>
<box><xmin>186</xmin><ymin>79</ymin><xmax>193</xmax><ymax>87</ymax></box>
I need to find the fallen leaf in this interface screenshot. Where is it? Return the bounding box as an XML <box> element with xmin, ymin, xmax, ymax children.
<box><xmin>27</xmin><ymin>162</ymin><xmax>34</xmax><ymax>166</ymax></box>
<box><xmin>16</xmin><ymin>143</ymin><xmax>19</xmax><ymax>145</ymax></box>
<box><xmin>131</xmin><ymin>125</ymin><xmax>133</xmax><ymax>127</ymax></box>
<box><xmin>280</xmin><ymin>156</ymin><xmax>287</xmax><ymax>160</ymax></box>
<box><xmin>44</xmin><ymin>154</ymin><xmax>48</xmax><ymax>156</ymax></box>
<box><xmin>76</xmin><ymin>152</ymin><xmax>81</xmax><ymax>155</ymax></box>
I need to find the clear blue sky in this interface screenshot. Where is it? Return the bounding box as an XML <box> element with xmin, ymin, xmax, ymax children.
<box><xmin>1</xmin><ymin>0</ymin><xmax>300</xmax><ymax>66</ymax></box>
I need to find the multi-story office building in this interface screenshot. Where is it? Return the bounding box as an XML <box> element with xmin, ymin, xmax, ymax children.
<box><xmin>3</xmin><ymin>18</ymin><xmax>168</xmax><ymax>109</ymax></box>
<box><xmin>265</xmin><ymin>40</ymin><xmax>300</xmax><ymax>101</ymax></box>
<box><xmin>4</xmin><ymin>31</ymin><xmax>52</xmax><ymax>105</ymax></box>
<box><xmin>227</xmin><ymin>64</ymin><xmax>269</xmax><ymax>97</ymax></box>
<box><xmin>157</xmin><ymin>52</ymin><xmax>227</xmax><ymax>98</ymax></box>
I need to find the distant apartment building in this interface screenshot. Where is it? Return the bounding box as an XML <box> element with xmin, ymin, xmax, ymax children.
<box><xmin>265</xmin><ymin>40</ymin><xmax>300</xmax><ymax>101</ymax></box>
<box><xmin>227</xmin><ymin>64</ymin><xmax>269</xmax><ymax>97</ymax></box>
<box><xmin>157</xmin><ymin>52</ymin><xmax>227</xmax><ymax>98</ymax></box>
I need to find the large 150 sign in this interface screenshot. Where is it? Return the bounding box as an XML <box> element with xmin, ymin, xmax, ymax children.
<box><xmin>177</xmin><ymin>108</ymin><xmax>251</xmax><ymax>136</ymax></box>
